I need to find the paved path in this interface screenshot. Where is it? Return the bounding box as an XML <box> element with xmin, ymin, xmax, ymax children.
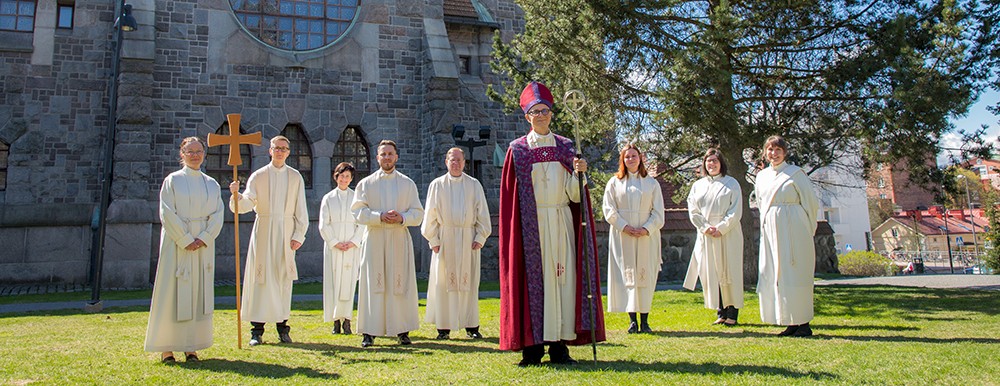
<box><xmin>0</xmin><ymin>281</ymin><xmax>684</xmax><ymax>315</ymax></box>
<box><xmin>4</xmin><ymin>274</ymin><xmax>997</xmax><ymax>315</ymax></box>
<box><xmin>816</xmin><ymin>274</ymin><xmax>1000</xmax><ymax>291</ymax></box>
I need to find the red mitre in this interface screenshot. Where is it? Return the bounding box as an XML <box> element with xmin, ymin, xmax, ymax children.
<box><xmin>519</xmin><ymin>81</ymin><xmax>554</xmax><ymax>113</ymax></box>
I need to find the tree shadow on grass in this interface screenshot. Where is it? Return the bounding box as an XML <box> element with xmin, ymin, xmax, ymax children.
<box><xmin>815</xmin><ymin>285</ymin><xmax>1000</xmax><ymax>318</ymax></box>
<box><xmin>543</xmin><ymin>360</ymin><xmax>838</xmax><ymax>380</ymax></box>
<box><xmin>183</xmin><ymin>358</ymin><xmax>339</xmax><ymax>380</ymax></box>
<box><xmin>650</xmin><ymin>330</ymin><xmax>1000</xmax><ymax>344</ymax></box>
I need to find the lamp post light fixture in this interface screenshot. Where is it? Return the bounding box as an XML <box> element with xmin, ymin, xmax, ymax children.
<box><xmin>86</xmin><ymin>1</ymin><xmax>137</xmax><ymax>312</ymax></box>
<box><xmin>452</xmin><ymin>124</ymin><xmax>490</xmax><ymax>180</ymax></box>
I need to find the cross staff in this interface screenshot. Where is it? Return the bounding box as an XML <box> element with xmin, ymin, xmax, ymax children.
<box><xmin>207</xmin><ymin>113</ymin><xmax>261</xmax><ymax>349</ymax></box>
<box><xmin>563</xmin><ymin>89</ymin><xmax>598</xmax><ymax>363</ymax></box>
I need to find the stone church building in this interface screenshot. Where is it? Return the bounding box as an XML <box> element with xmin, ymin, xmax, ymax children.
<box><xmin>0</xmin><ymin>0</ymin><xmax>526</xmax><ymax>288</ymax></box>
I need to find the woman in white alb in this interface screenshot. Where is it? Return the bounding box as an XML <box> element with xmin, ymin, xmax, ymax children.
<box><xmin>319</xmin><ymin>162</ymin><xmax>364</xmax><ymax>335</ymax></box>
<box><xmin>144</xmin><ymin>137</ymin><xmax>224</xmax><ymax>363</ymax></box>
<box><xmin>755</xmin><ymin>135</ymin><xmax>819</xmax><ymax>337</ymax></box>
<box><xmin>603</xmin><ymin>144</ymin><xmax>664</xmax><ymax>333</ymax></box>
<box><xmin>684</xmin><ymin>148</ymin><xmax>744</xmax><ymax>326</ymax></box>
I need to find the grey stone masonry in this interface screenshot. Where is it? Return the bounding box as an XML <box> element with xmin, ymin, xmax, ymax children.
<box><xmin>0</xmin><ymin>0</ymin><xmax>526</xmax><ymax>288</ymax></box>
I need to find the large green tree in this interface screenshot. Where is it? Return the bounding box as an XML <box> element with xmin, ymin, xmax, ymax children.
<box><xmin>491</xmin><ymin>0</ymin><xmax>998</xmax><ymax>283</ymax></box>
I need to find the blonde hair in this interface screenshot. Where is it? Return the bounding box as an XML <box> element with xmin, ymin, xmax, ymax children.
<box><xmin>270</xmin><ymin>135</ymin><xmax>290</xmax><ymax>147</ymax></box>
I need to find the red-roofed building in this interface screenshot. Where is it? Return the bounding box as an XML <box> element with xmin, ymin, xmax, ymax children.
<box><xmin>871</xmin><ymin>207</ymin><xmax>988</xmax><ymax>255</ymax></box>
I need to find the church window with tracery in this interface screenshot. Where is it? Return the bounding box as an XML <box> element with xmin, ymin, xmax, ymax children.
<box><xmin>332</xmin><ymin>126</ymin><xmax>370</xmax><ymax>186</ymax></box>
<box><xmin>231</xmin><ymin>0</ymin><xmax>360</xmax><ymax>51</ymax></box>
<box><xmin>280</xmin><ymin>124</ymin><xmax>313</xmax><ymax>189</ymax></box>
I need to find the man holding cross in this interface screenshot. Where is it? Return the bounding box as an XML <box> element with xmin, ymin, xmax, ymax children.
<box><xmin>228</xmin><ymin>135</ymin><xmax>309</xmax><ymax>346</ymax></box>
<box><xmin>498</xmin><ymin>81</ymin><xmax>606</xmax><ymax>366</ymax></box>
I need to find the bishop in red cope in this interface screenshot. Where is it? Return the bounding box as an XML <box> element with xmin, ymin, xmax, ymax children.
<box><xmin>498</xmin><ymin>81</ymin><xmax>606</xmax><ymax>366</ymax></box>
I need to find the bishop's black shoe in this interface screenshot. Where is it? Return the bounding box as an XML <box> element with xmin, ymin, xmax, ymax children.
<box><xmin>332</xmin><ymin>320</ymin><xmax>342</xmax><ymax>335</ymax></box>
<box><xmin>342</xmin><ymin>319</ymin><xmax>352</xmax><ymax>335</ymax></box>
<box><xmin>548</xmin><ymin>343</ymin><xmax>577</xmax><ymax>364</ymax></box>
<box><xmin>517</xmin><ymin>345</ymin><xmax>544</xmax><ymax>367</ymax></box>
<box><xmin>466</xmin><ymin>326</ymin><xmax>483</xmax><ymax>339</ymax></box>
<box><xmin>361</xmin><ymin>334</ymin><xmax>374</xmax><ymax>348</ymax></box>
<box><xmin>398</xmin><ymin>332</ymin><xmax>412</xmax><ymax>345</ymax></box>
<box><xmin>436</xmin><ymin>329</ymin><xmax>451</xmax><ymax>340</ymax></box>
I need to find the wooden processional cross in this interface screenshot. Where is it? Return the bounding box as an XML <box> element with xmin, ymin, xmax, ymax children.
<box><xmin>207</xmin><ymin>113</ymin><xmax>262</xmax><ymax>349</ymax></box>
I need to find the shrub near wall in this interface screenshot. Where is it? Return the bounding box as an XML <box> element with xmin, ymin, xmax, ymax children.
<box><xmin>838</xmin><ymin>251</ymin><xmax>894</xmax><ymax>277</ymax></box>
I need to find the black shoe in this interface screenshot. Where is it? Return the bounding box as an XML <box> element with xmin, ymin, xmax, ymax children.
<box><xmin>627</xmin><ymin>322</ymin><xmax>639</xmax><ymax>334</ymax></box>
<box><xmin>361</xmin><ymin>334</ymin><xmax>374</xmax><ymax>347</ymax></box>
<box><xmin>398</xmin><ymin>332</ymin><xmax>412</xmax><ymax>345</ymax></box>
<box><xmin>278</xmin><ymin>332</ymin><xmax>293</xmax><ymax>343</ymax></box>
<box><xmin>161</xmin><ymin>355</ymin><xmax>176</xmax><ymax>364</ymax></box>
<box><xmin>436</xmin><ymin>329</ymin><xmax>450</xmax><ymax>340</ymax></box>
<box><xmin>185</xmin><ymin>353</ymin><xmax>199</xmax><ymax>362</ymax></box>
<box><xmin>333</xmin><ymin>320</ymin><xmax>341</xmax><ymax>335</ymax></box>
<box><xmin>249</xmin><ymin>334</ymin><xmax>263</xmax><ymax>346</ymax></box>
<box><xmin>549</xmin><ymin>344</ymin><xmax>577</xmax><ymax>364</ymax></box>
<box><xmin>791</xmin><ymin>323</ymin><xmax>813</xmax><ymax>337</ymax></box>
<box><xmin>466</xmin><ymin>327</ymin><xmax>483</xmax><ymax>339</ymax></box>
<box><xmin>639</xmin><ymin>323</ymin><xmax>653</xmax><ymax>333</ymax></box>
<box><xmin>778</xmin><ymin>325</ymin><xmax>799</xmax><ymax>336</ymax></box>
<box><xmin>343</xmin><ymin>320</ymin><xmax>352</xmax><ymax>335</ymax></box>
<box><xmin>518</xmin><ymin>357</ymin><xmax>541</xmax><ymax>367</ymax></box>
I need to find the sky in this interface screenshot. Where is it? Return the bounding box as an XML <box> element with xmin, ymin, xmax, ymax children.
<box><xmin>940</xmin><ymin>88</ymin><xmax>1000</xmax><ymax>166</ymax></box>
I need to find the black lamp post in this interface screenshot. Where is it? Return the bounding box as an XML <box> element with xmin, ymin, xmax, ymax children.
<box><xmin>452</xmin><ymin>125</ymin><xmax>490</xmax><ymax>180</ymax></box>
<box><xmin>87</xmin><ymin>1</ymin><xmax>137</xmax><ymax>312</ymax></box>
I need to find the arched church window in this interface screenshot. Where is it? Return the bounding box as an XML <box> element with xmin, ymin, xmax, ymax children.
<box><xmin>0</xmin><ymin>140</ymin><xmax>8</xmax><ymax>191</ymax></box>
<box><xmin>280</xmin><ymin>124</ymin><xmax>313</xmax><ymax>189</ymax></box>
<box><xmin>332</xmin><ymin>126</ymin><xmax>370</xmax><ymax>186</ymax></box>
<box><xmin>206</xmin><ymin>123</ymin><xmax>253</xmax><ymax>189</ymax></box>
<box><xmin>230</xmin><ymin>0</ymin><xmax>360</xmax><ymax>51</ymax></box>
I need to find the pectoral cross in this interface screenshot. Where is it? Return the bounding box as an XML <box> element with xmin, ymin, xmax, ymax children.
<box><xmin>205</xmin><ymin>113</ymin><xmax>261</xmax><ymax>349</ymax></box>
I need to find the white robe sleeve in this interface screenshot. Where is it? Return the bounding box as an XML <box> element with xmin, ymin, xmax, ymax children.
<box><xmin>196</xmin><ymin>178</ymin><xmax>225</xmax><ymax>242</ymax></box>
<box><xmin>230</xmin><ymin>172</ymin><xmax>258</xmax><ymax>214</ymax></box>
<box><xmin>400</xmin><ymin>181</ymin><xmax>425</xmax><ymax>227</ymax></box>
<box><xmin>291</xmin><ymin>175</ymin><xmax>309</xmax><ymax>243</ymax></box>
<box><xmin>473</xmin><ymin>182</ymin><xmax>491</xmax><ymax>245</ymax></box>
<box><xmin>319</xmin><ymin>193</ymin><xmax>335</xmax><ymax>243</ymax></box>
<box><xmin>603</xmin><ymin>179</ymin><xmax>629</xmax><ymax>231</ymax></box>
<box><xmin>159</xmin><ymin>175</ymin><xmax>196</xmax><ymax>248</ymax></box>
<box><xmin>351</xmin><ymin>180</ymin><xmax>382</xmax><ymax>226</ymax></box>
<box><xmin>714</xmin><ymin>178</ymin><xmax>743</xmax><ymax>236</ymax></box>
<box><xmin>687</xmin><ymin>180</ymin><xmax>710</xmax><ymax>233</ymax></box>
<box><xmin>421</xmin><ymin>181</ymin><xmax>441</xmax><ymax>248</ymax></box>
<box><xmin>794</xmin><ymin>170</ymin><xmax>820</xmax><ymax>232</ymax></box>
<box><xmin>642</xmin><ymin>179</ymin><xmax>665</xmax><ymax>233</ymax></box>
<box><xmin>565</xmin><ymin>169</ymin><xmax>583</xmax><ymax>203</ymax></box>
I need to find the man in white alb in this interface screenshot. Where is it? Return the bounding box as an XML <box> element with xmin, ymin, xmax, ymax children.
<box><xmin>352</xmin><ymin>140</ymin><xmax>424</xmax><ymax>347</ymax></box>
<box><xmin>229</xmin><ymin>135</ymin><xmax>308</xmax><ymax>346</ymax></box>
<box><xmin>422</xmin><ymin>147</ymin><xmax>491</xmax><ymax>340</ymax></box>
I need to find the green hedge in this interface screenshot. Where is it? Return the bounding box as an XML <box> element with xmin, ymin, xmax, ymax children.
<box><xmin>838</xmin><ymin>251</ymin><xmax>894</xmax><ymax>277</ymax></box>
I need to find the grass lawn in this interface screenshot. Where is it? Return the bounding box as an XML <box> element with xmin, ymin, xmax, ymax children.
<box><xmin>1</xmin><ymin>285</ymin><xmax>998</xmax><ymax>385</ymax></box>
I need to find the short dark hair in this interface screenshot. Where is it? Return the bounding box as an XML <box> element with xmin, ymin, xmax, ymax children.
<box><xmin>378</xmin><ymin>139</ymin><xmax>398</xmax><ymax>153</ymax></box>
<box><xmin>333</xmin><ymin>162</ymin><xmax>355</xmax><ymax>179</ymax></box>
<box><xmin>699</xmin><ymin>148</ymin><xmax>728</xmax><ymax>177</ymax></box>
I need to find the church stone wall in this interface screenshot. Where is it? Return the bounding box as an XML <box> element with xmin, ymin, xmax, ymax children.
<box><xmin>0</xmin><ymin>0</ymin><xmax>526</xmax><ymax>288</ymax></box>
